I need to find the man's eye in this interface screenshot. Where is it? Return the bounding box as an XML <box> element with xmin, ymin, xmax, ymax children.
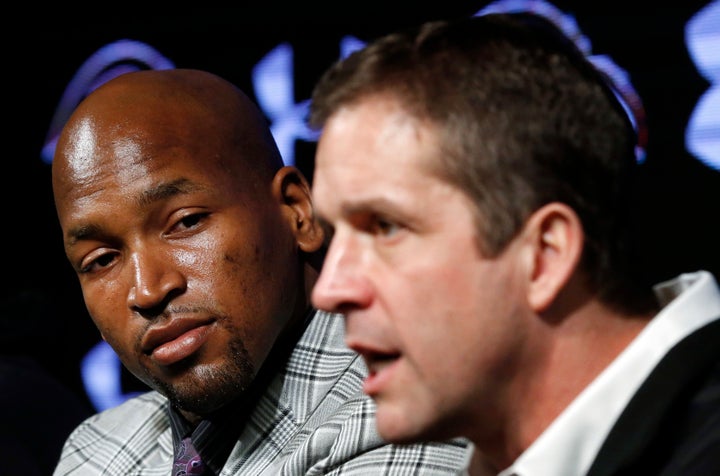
<box><xmin>373</xmin><ymin>218</ymin><xmax>400</xmax><ymax>237</ymax></box>
<box><xmin>80</xmin><ymin>253</ymin><xmax>115</xmax><ymax>274</ymax></box>
<box><xmin>173</xmin><ymin>212</ymin><xmax>208</xmax><ymax>231</ymax></box>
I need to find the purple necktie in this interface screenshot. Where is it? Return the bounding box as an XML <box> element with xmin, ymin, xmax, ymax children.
<box><xmin>173</xmin><ymin>436</ymin><xmax>207</xmax><ymax>475</ymax></box>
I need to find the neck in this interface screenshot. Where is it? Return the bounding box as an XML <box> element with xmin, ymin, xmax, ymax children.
<box><xmin>477</xmin><ymin>294</ymin><xmax>653</xmax><ymax>469</ymax></box>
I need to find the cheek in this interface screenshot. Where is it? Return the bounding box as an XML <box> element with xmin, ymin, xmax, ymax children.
<box><xmin>213</xmin><ymin>242</ymin><xmax>274</xmax><ymax>296</ymax></box>
<box><xmin>390</xmin><ymin>255</ymin><xmax>519</xmax><ymax>370</ymax></box>
<box><xmin>174</xmin><ymin>248</ymin><xmax>202</xmax><ymax>268</ymax></box>
<box><xmin>393</xmin><ymin>275</ymin><xmax>480</xmax><ymax>354</ymax></box>
<box><xmin>387</xmin><ymin>248</ymin><xmax>484</xmax><ymax>321</ymax></box>
<box><xmin>205</xmin><ymin>231</ymin><xmax>298</xmax><ymax>350</ymax></box>
<box><xmin>83</xmin><ymin>284</ymin><xmax>128</xmax><ymax>340</ymax></box>
<box><xmin>182</xmin><ymin>230</ymin><xmax>262</xmax><ymax>292</ymax></box>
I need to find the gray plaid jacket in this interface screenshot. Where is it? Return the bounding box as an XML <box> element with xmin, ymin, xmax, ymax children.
<box><xmin>53</xmin><ymin>310</ymin><xmax>472</xmax><ymax>475</ymax></box>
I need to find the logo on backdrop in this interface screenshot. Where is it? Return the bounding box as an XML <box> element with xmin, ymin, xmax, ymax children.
<box><xmin>685</xmin><ymin>0</ymin><xmax>720</xmax><ymax>171</ymax></box>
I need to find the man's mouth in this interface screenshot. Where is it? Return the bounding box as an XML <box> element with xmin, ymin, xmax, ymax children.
<box><xmin>150</xmin><ymin>324</ymin><xmax>213</xmax><ymax>366</ymax></box>
<box><xmin>142</xmin><ymin>318</ymin><xmax>215</xmax><ymax>366</ymax></box>
<box><xmin>360</xmin><ymin>350</ymin><xmax>401</xmax><ymax>396</ymax></box>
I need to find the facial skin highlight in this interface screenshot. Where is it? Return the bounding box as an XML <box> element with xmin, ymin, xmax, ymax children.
<box><xmin>52</xmin><ymin>70</ymin><xmax>324</xmax><ymax>423</ymax></box>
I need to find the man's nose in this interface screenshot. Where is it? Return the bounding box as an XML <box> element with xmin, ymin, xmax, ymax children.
<box><xmin>311</xmin><ymin>230</ymin><xmax>373</xmax><ymax>314</ymax></box>
<box><xmin>127</xmin><ymin>248</ymin><xmax>186</xmax><ymax>314</ymax></box>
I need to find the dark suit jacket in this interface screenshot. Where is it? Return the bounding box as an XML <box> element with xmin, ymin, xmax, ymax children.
<box><xmin>587</xmin><ymin>317</ymin><xmax>720</xmax><ymax>475</ymax></box>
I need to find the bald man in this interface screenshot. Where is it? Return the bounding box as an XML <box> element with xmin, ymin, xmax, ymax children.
<box><xmin>51</xmin><ymin>69</ymin><xmax>472</xmax><ymax>475</ymax></box>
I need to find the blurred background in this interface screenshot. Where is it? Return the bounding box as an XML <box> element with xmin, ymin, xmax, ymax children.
<box><xmin>3</xmin><ymin>0</ymin><xmax>719</xmax><ymax>420</ymax></box>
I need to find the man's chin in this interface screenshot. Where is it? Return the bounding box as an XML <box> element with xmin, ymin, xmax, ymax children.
<box><xmin>376</xmin><ymin>406</ymin><xmax>435</xmax><ymax>444</ymax></box>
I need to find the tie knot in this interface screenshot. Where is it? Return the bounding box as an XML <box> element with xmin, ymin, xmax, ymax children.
<box><xmin>173</xmin><ymin>436</ymin><xmax>207</xmax><ymax>475</ymax></box>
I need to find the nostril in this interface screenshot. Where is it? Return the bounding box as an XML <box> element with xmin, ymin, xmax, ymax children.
<box><xmin>132</xmin><ymin>287</ymin><xmax>186</xmax><ymax>320</ymax></box>
<box><xmin>133</xmin><ymin>303</ymin><xmax>167</xmax><ymax>320</ymax></box>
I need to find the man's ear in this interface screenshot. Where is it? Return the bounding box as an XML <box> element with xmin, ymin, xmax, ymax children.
<box><xmin>271</xmin><ymin>166</ymin><xmax>325</xmax><ymax>253</ymax></box>
<box><xmin>523</xmin><ymin>202</ymin><xmax>583</xmax><ymax>313</ymax></box>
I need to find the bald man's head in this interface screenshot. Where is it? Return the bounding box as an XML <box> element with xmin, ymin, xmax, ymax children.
<box><xmin>52</xmin><ymin>68</ymin><xmax>283</xmax><ymax>198</ymax></box>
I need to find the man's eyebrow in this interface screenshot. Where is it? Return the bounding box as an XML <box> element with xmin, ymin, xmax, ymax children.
<box><xmin>136</xmin><ymin>178</ymin><xmax>202</xmax><ymax>207</ymax></box>
<box><xmin>67</xmin><ymin>223</ymin><xmax>102</xmax><ymax>246</ymax></box>
<box><xmin>66</xmin><ymin>178</ymin><xmax>204</xmax><ymax>245</ymax></box>
<box><xmin>340</xmin><ymin>196</ymin><xmax>399</xmax><ymax>217</ymax></box>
